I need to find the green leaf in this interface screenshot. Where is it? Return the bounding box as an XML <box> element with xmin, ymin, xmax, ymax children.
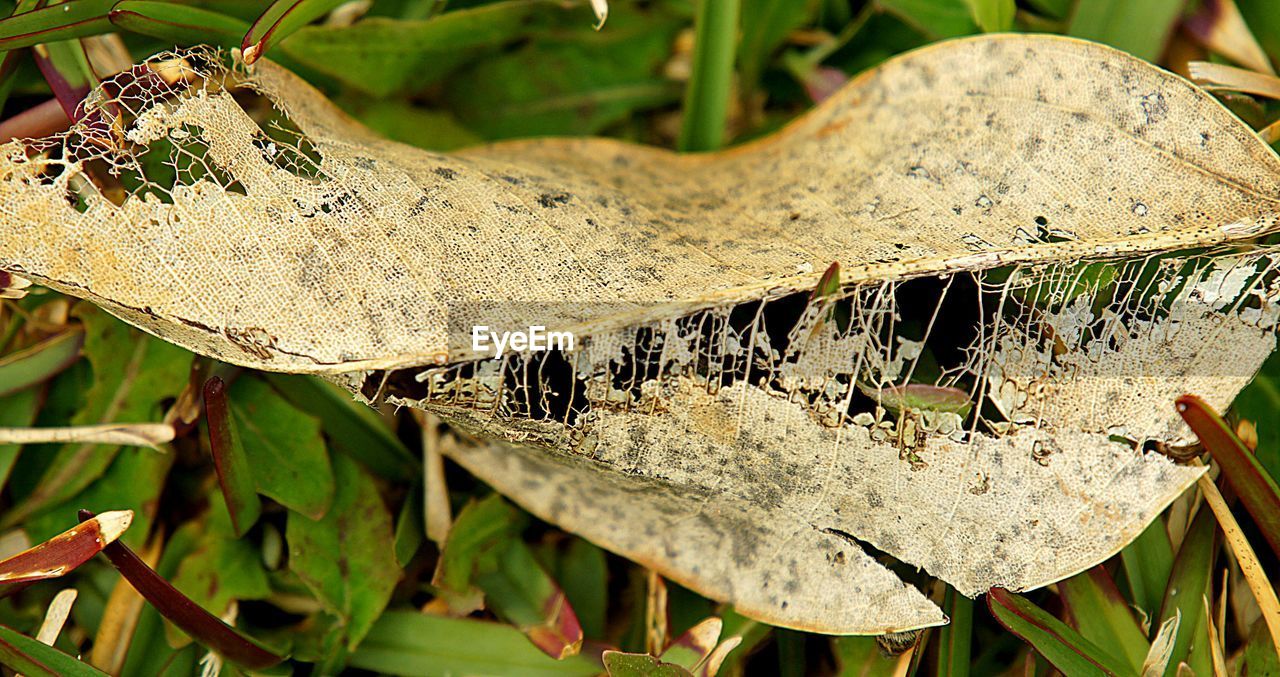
<box><xmin>833</xmin><ymin>635</ymin><xmax>900</xmax><ymax>676</ymax></box>
<box><xmin>1119</xmin><ymin>517</ymin><xmax>1173</xmax><ymax>622</ymax></box>
<box><xmin>261</xmin><ymin>373</ymin><xmax>414</xmax><ymax>480</ymax></box>
<box><xmin>1177</xmin><ymin>394</ymin><xmax>1280</xmax><ymax>561</ymax></box>
<box><xmin>276</xmin><ymin>1</ymin><xmax>547</xmax><ymax>98</ymax></box>
<box><xmin>109</xmin><ymin>1</ymin><xmax>248</xmax><ymax>48</ymax></box>
<box><xmin>555</xmin><ymin>538</ymin><xmax>608</xmax><ymax>639</ymax></box>
<box><xmin>0</xmin><ymin>0</ymin><xmax>113</xmax><ymax>51</ymax></box>
<box><xmin>203</xmin><ymin>376</ymin><xmax>261</xmax><ymax>537</ymax></box>
<box><xmin>473</xmin><ymin>539</ymin><xmax>583</xmax><ymax>659</ymax></box>
<box><xmin>393</xmin><ymin>484</ymin><xmax>424</xmax><ymax>568</ymax></box>
<box><xmin>348</xmin><ymin>611</ymin><xmax>601</xmax><ymax>676</ymax></box>
<box><xmin>443</xmin><ymin>7</ymin><xmax>682</xmax><ymax>140</ymax></box>
<box><xmin>242</xmin><ymin>0</ymin><xmax>348</xmax><ymax>64</ymax></box>
<box><xmin>1242</xmin><ymin>615</ymin><xmax>1280</xmax><ymax>676</ymax></box>
<box><xmin>287</xmin><ymin>452</ymin><xmax>399</xmax><ymax>651</ymax></box>
<box><xmin>229</xmin><ymin>375</ymin><xmax>334</xmax><ymax>520</ymax></box>
<box><xmin>1068</xmin><ymin>0</ymin><xmax>1184</xmax><ymax>62</ymax></box>
<box><xmin>0</xmin><ymin>622</ymin><xmax>108</xmax><ymax>676</ymax></box>
<box><xmin>3</xmin><ymin>305</ymin><xmax>191</xmax><ymax>529</ymax></box>
<box><xmin>1153</xmin><ymin>507</ymin><xmax>1216</xmax><ymax>677</ymax></box>
<box><xmin>738</xmin><ymin>0</ymin><xmax>817</xmax><ymax>103</ymax></box>
<box><xmin>678</xmin><ymin>0</ymin><xmax>740</xmax><ymax>151</ymax></box>
<box><xmin>963</xmin><ymin>0</ymin><xmax>1014</xmax><ymax>32</ymax></box>
<box><xmin>1237</xmin><ymin>0</ymin><xmax>1280</xmax><ymax>68</ymax></box>
<box><xmin>1059</xmin><ymin>567</ymin><xmax>1149</xmax><ymax>674</ymax></box>
<box><xmin>0</xmin><ymin>327</ymin><xmax>83</xmax><ymax>398</ymax></box>
<box><xmin>876</xmin><ymin>0</ymin><xmax>978</xmax><ymax>39</ymax></box>
<box><xmin>603</xmin><ymin>651</ymin><xmax>694</xmax><ymax>677</ymax></box>
<box><xmin>987</xmin><ymin>588</ymin><xmax>1135</xmax><ymax>677</ymax></box>
<box><xmin>0</xmin><ymin>387</ymin><xmax>40</xmax><ymax>491</ymax></box>
<box><xmin>436</xmin><ymin>493</ymin><xmax>525</xmax><ymax>604</ymax></box>
<box><xmin>937</xmin><ymin>585</ymin><xmax>972</xmax><ymax>677</ymax></box>
<box><xmin>166</xmin><ymin>499</ymin><xmax>271</xmax><ymax>646</ymax></box>
<box><xmin>1023</xmin><ymin>0</ymin><xmax>1071</xmax><ymax>19</ymax></box>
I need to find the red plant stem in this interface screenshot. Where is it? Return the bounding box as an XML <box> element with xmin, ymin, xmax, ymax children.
<box><xmin>77</xmin><ymin>510</ymin><xmax>284</xmax><ymax>669</ymax></box>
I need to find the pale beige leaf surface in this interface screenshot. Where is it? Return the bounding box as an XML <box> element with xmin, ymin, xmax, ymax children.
<box><xmin>3</xmin><ymin>34</ymin><xmax>1280</xmax><ymax>635</ymax></box>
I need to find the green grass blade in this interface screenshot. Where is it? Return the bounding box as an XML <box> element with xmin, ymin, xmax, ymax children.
<box><xmin>1176</xmin><ymin>394</ymin><xmax>1280</xmax><ymax>561</ymax></box>
<box><xmin>1120</xmin><ymin>517</ymin><xmax>1173</xmax><ymax>620</ymax></box>
<box><xmin>0</xmin><ymin>327</ymin><xmax>83</xmax><ymax>398</ymax></box>
<box><xmin>1067</xmin><ymin>0</ymin><xmax>1183</xmax><ymax>61</ymax></box>
<box><xmin>1059</xmin><ymin>566</ymin><xmax>1150</xmax><ymax>674</ymax></box>
<box><xmin>1154</xmin><ymin>506</ymin><xmax>1216</xmax><ymax>676</ymax></box>
<box><xmin>936</xmin><ymin>586</ymin><xmax>972</xmax><ymax>677</ymax></box>
<box><xmin>242</xmin><ymin>0</ymin><xmax>348</xmax><ymax>64</ymax></box>
<box><xmin>987</xmin><ymin>588</ymin><xmax>1136</xmax><ymax>677</ymax></box>
<box><xmin>0</xmin><ymin>0</ymin><xmax>114</xmax><ymax>52</ymax></box>
<box><xmin>109</xmin><ymin>1</ymin><xmax>248</xmax><ymax>48</ymax></box>
<box><xmin>349</xmin><ymin>611</ymin><xmax>600</xmax><ymax>676</ymax></box>
<box><xmin>0</xmin><ymin>622</ymin><xmax>108</xmax><ymax>676</ymax></box>
<box><xmin>678</xmin><ymin>0</ymin><xmax>740</xmax><ymax>152</ymax></box>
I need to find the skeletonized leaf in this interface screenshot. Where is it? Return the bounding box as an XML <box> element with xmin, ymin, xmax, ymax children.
<box><xmin>4</xmin><ymin>35</ymin><xmax>1280</xmax><ymax>633</ymax></box>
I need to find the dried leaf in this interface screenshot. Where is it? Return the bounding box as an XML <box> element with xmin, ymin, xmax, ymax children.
<box><xmin>4</xmin><ymin>35</ymin><xmax>1280</xmax><ymax>634</ymax></box>
<box><xmin>0</xmin><ymin>510</ymin><xmax>131</xmax><ymax>595</ymax></box>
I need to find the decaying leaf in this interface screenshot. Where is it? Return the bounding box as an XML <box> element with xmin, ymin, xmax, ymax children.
<box><xmin>3</xmin><ymin>34</ymin><xmax>1280</xmax><ymax>634</ymax></box>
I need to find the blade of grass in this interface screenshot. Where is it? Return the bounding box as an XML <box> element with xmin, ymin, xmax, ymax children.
<box><xmin>202</xmin><ymin>376</ymin><xmax>261</xmax><ymax>538</ymax></box>
<box><xmin>1176</xmin><ymin>394</ymin><xmax>1280</xmax><ymax>560</ymax></box>
<box><xmin>0</xmin><ymin>510</ymin><xmax>131</xmax><ymax>596</ymax></box>
<box><xmin>76</xmin><ymin>510</ymin><xmax>284</xmax><ymax>670</ymax></box>
<box><xmin>963</xmin><ymin>0</ymin><xmax>1015</xmax><ymax>31</ymax></box>
<box><xmin>0</xmin><ymin>0</ymin><xmax>114</xmax><ymax>52</ymax></box>
<box><xmin>241</xmin><ymin>0</ymin><xmax>348</xmax><ymax>64</ymax></box>
<box><xmin>109</xmin><ymin>1</ymin><xmax>248</xmax><ymax>48</ymax></box>
<box><xmin>1068</xmin><ymin>0</ymin><xmax>1184</xmax><ymax>61</ymax></box>
<box><xmin>936</xmin><ymin>585</ymin><xmax>972</xmax><ymax>677</ymax></box>
<box><xmin>0</xmin><ymin>326</ymin><xmax>82</xmax><ymax>398</ymax></box>
<box><xmin>1059</xmin><ymin>566</ymin><xmax>1150</xmax><ymax>674</ymax></box>
<box><xmin>987</xmin><ymin>588</ymin><xmax>1135</xmax><ymax>677</ymax></box>
<box><xmin>348</xmin><ymin>611</ymin><xmax>600</xmax><ymax>676</ymax></box>
<box><xmin>677</xmin><ymin>0</ymin><xmax>740</xmax><ymax>151</ymax></box>
<box><xmin>1120</xmin><ymin>517</ymin><xmax>1174</xmax><ymax>620</ymax></box>
<box><xmin>0</xmin><ymin>622</ymin><xmax>107</xmax><ymax>676</ymax></box>
<box><xmin>1154</xmin><ymin>504</ymin><xmax>1216</xmax><ymax>677</ymax></box>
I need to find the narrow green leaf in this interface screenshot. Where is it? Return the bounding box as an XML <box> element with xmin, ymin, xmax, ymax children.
<box><xmin>738</xmin><ymin>0</ymin><xmax>817</xmax><ymax>104</ymax></box>
<box><xmin>0</xmin><ymin>387</ymin><xmax>39</xmax><ymax>490</ymax></box>
<box><xmin>286</xmin><ymin>453</ymin><xmax>399</xmax><ymax>651</ymax></box>
<box><xmin>346</xmin><ymin>102</ymin><xmax>482</xmax><ymax>152</ymax></box>
<box><xmin>1068</xmin><ymin>0</ymin><xmax>1184</xmax><ymax>61</ymax></box>
<box><xmin>678</xmin><ymin>0</ymin><xmax>741</xmax><ymax>151</ymax></box>
<box><xmin>262</xmin><ymin>373</ymin><xmax>414</xmax><ymax>480</ymax></box>
<box><xmin>348</xmin><ymin>611</ymin><xmax>600</xmax><ymax>676</ymax></box>
<box><xmin>1120</xmin><ymin>517</ymin><xmax>1173</xmax><ymax>621</ymax></box>
<box><xmin>1153</xmin><ymin>506</ymin><xmax>1216</xmax><ymax>677</ymax></box>
<box><xmin>229</xmin><ymin>375</ymin><xmax>334</xmax><ymax>520</ymax></box>
<box><xmin>556</xmin><ymin>538</ymin><xmax>608</xmax><ymax>639</ymax></box>
<box><xmin>937</xmin><ymin>586</ymin><xmax>972</xmax><ymax>677</ymax></box>
<box><xmin>1232</xmin><ymin>348</ymin><xmax>1280</xmax><ymax>487</ymax></box>
<box><xmin>109</xmin><ymin>1</ymin><xmax>248</xmax><ymax>48</ymax></box>
<box><xmin>963</xmin><ymin>0</ymin><xmax>1014</xmax><ymax>31</ymax></box>
<box><xmin>436</xmin><ymin>494</ymin><xmax>526</xmax><ymax>603</ymax></box>
<box><xmin>393</xmin><ymin>484</ymin><xmax>424</xmax><ymax>568</ymax></box>
<box><xmin>241</xmin><ymin>0</ymin><xmax>347</xmax><ymax>64</ymax></box>
<box><xmin>0</xmin><ymin>0</ymin><xmax>114</xmax><ymax>52</ymax></box>
<box><xmin>203</xmin><ymin>376</ymin><xmax>261</xmax><ymax>537</ymax></box>
<box><xmin>0</xmin><ymin>622</ymin><xmax>107</xmax><ymax>676</ymax></box>
<box><xmin>474</xmin><ymin>539</ymin><xmax>584</xmax><ymax>659</ymax></box>
<box><xmin>987</xmin><ymin>588</ymin><xmax>1135</xmax><ymax>677</ymax></box>
<box><xmin>1176</xmin><ymin>394</ymin><xmax>1280</xmax><ymax>561</ymax></box>
<box><xmin>1059</xmin><ymin>567</ymin><xmax>1149</xmax><ymax>674</ymax></box>
<box><xmin>274</xmin><ymin>0</ymin><xmax>543</xmax><ymax>97</ymax></box>
<box><xmin>876</xmin><ymin>0</ymin><xmax>978</xmax><ymax>39</ymax></box>
<box><xmin>0</xmin><ymin>327</ymin><xmax>83</xmax><ymax>397</ymax></box>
